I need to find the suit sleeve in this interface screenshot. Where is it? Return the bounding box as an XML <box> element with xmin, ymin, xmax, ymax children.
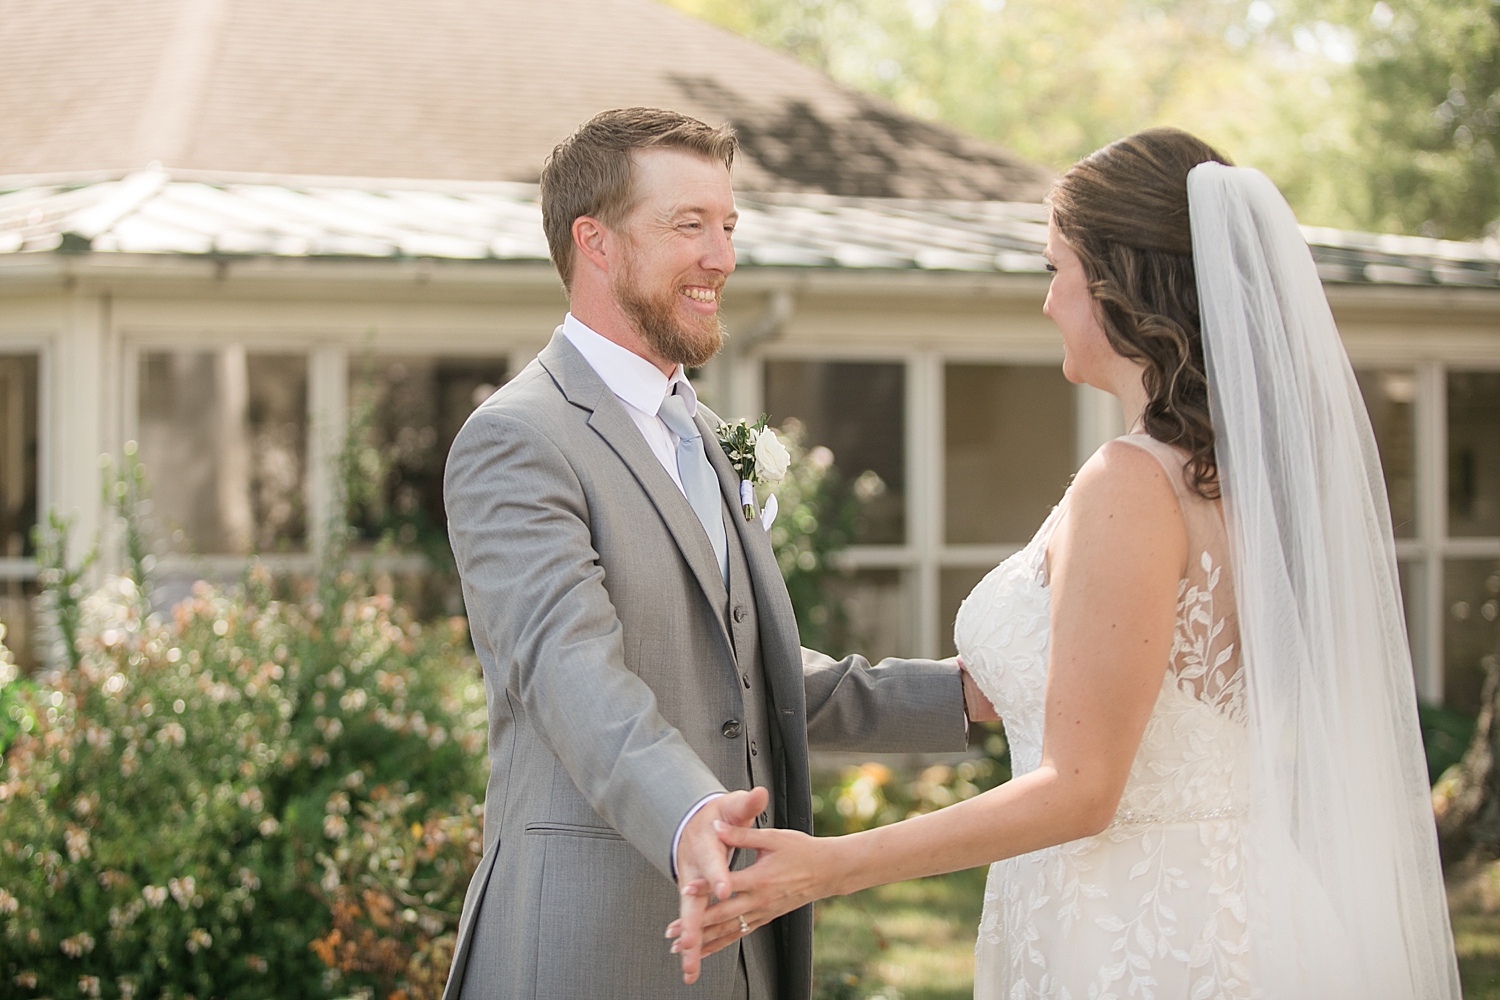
<box><xmin>445</xmin><ymin>409</ymin><xmax>724</xmax><ymax>880</ymax></box>
<box><xmin>801</xmin><ymin>648</ymin><xmax>969</xmax><ymax>753</ymax></box>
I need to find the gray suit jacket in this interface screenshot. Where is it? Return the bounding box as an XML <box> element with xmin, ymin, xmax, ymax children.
<box><xmin>441</xmin><ymin>330</ymin><xmax>966</xmax><ymax>1000</ymax></box>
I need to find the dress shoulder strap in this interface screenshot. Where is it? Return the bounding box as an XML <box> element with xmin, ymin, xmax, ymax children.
<box><xmin>1113</xmin><ymin>433</ymin><xmax>1193</xmax><ymax>507</ymax></box>
<box><xmin>1112</xmin><ymin>434</ymin><xmax>1230</xmax><ymax>576</ymax></box>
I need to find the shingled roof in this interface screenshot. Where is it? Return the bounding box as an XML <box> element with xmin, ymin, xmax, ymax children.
<box><xmin>0</xmin><ymin>0</ymin><xmax>1053</xmax><ymax>201</ymax></box>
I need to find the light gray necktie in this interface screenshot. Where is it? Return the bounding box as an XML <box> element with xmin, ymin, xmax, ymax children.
<box><xmin>658</xmin><ymin>387</ymin><xmax>729</xmax><ymax>587</ymax></box>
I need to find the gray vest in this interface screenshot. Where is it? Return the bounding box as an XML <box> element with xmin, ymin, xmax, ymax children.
<box><xmin>721</xmin><ymin>500</ymin><xmax>778</xmax><ymax>1000</ymax></box>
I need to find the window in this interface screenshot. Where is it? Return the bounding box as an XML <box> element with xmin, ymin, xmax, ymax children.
<box><xmin>0</xmin><ymin>353</ymin><xmax>38</xmax><ymax>670</ymax></box>
<box><xmin>137</xmin><ymin>350</ymin><xmax>308</xmax><ymax>555</ymax></box>
<box><xmin>345</xmin><ymin>354</ymin><xmax>509</xmax><ymax>549</ymax></box>
<box><xmin>945</xmin><ymin>363</ymin><xmax>1075</xmax><ymax>545</ymax></box>
<box><xmin>1355</xmin><ymin>369</ymin><xmax>1417</xmax><ymax>539</ymax></box>
<box><xmin>824</xmin><ymin>569</ymin><xmax>911</xmax><ymax>663</ymax></box>
<box><xmin>1354</xmin><ymin>365</ymin><xmax>1500</xmax><ymax>710</ymax></box>
<box><xmin>764</xmin><ymin>360</ymin><xmax>906</xmax><ymax>545</ymax></box>
<box><xmin>1449</xmin><ymin>371</ymin><xmax>1500</xmax><ymax>538</ymax></box>
<box><xmin>939</xmin><ymin>565</ymin><xmax>990</xmax><ymax>658</ymax></box>
<box><xmin>1444</xmin><ymin>559</ymin><xmax>1500</xmax><ymax>715</ymax></box>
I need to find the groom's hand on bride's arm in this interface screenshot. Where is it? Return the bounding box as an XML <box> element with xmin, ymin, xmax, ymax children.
<box><xmin>672</xmin><ymin>786</ymin><xmax>768</xmax><ymax>985</ymax></box>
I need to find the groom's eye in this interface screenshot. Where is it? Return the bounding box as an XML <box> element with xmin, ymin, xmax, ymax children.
<box><xmin>1044</xmin><ymin>262</ymin><xmax>1057</xmax><ymax>273</ymax></box>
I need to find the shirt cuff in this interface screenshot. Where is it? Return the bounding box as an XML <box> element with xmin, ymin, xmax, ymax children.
<box><xmin>670</xmin><ymin>791</ymin><xmax>725</xmax><ymax>882</ymax></box>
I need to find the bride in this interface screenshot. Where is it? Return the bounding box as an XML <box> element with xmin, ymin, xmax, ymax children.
<box><xmin>669</xmin><ymin>128</ymin><xmax>1459</xmax><ymax>998</ymax></box>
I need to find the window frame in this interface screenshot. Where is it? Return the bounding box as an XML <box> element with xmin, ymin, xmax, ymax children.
<box><xmin>745</xmin><ymin>342</ymin><xmax>1115</xmax><ymax>659</ymax></box>
<box><xmin>0</xmin><ymin>339</ymin><xmax>49</xmax><ymax>582</ymax></box>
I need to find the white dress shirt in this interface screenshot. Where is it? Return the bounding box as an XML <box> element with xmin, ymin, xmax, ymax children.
<box><xmin>560</xmin><ymin>313</ymin><xmax>724</xmax><ymax>878</ymax></box>
<box><xmin>563</xmin><ymin>313</ymin><xmax>695</xmax><ymax>493</ymax></box>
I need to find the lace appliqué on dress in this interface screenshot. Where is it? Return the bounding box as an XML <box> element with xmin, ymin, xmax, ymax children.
<box><xmin>957</xmin><ymin>439</ymin><xmax>1252</xmax><ymax>1000</ymax></box>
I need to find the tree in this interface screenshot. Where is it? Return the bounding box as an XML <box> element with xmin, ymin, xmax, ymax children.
<box><xmin>664</xmin><ymin>0</ymin><xmax>1500</xmax><ymax>238</ymax></box>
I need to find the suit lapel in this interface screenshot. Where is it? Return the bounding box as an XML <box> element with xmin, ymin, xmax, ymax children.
<box><xmin>539</xmin><ymin>332</ymin><xmax>731</xmax><ymax>636</ymax></box>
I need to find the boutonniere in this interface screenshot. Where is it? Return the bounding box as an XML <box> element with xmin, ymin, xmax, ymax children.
<box><xmin>716</xmin><ymin>416</ymin><xmax>791</xmax><ymax>521</ymax></box>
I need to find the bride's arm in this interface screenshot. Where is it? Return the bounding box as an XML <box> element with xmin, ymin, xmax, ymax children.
<box><xmin>670</xmin><ymin>440</ymin><xmax>1187</xmax><ymax>958</ymax></box>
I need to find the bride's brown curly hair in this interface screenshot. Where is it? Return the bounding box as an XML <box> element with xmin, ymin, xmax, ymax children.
<box><xmin>1048</xmin><ymin>127</ymin><xmax>1231</xmax><ymax>500</ymax></box>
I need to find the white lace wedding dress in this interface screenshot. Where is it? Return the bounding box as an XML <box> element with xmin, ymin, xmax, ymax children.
<box><xmin>955</xmin><ymin>434</ymin><xmax>1253</xmax><ymax>1000</ymax></box>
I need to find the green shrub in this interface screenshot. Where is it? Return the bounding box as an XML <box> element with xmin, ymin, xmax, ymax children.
<box><xmin>0</xmin><ymin>567</ymin><xmax>485</xmax><ymax>999</ymax></box>
<box><xmin>811</xmin><ymin>730</ymin><xmax>1010</xmax><ymax>838</ymax></box>
<box><xmin>763</xmin><ymin>419</ymin><xmax>873</xmax><ymax>655</ymax></box>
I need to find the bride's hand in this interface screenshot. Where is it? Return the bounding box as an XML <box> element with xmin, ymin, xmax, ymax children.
<box><xmin>666</xmin><ymin>822</ymin><xmax>842</xmax><ymax>958</ymax></box>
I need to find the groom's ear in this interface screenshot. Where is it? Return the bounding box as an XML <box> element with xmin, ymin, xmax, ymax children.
<box><xmin>572</xmin><ymin>215</ymin><xmax>613</xmax><ymax>277</ymax></box>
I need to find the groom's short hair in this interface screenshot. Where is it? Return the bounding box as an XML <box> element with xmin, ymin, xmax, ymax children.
<box><xmin>540</xmin><ymin>108</ymin><xmax>737</xmax><ymax>291</ymax></box>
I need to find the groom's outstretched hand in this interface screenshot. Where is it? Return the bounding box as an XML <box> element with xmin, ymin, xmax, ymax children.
<box><xmin>673</xmin><ymin>786</ymin><xmax>768</xmax><ymax>985</ymax></box>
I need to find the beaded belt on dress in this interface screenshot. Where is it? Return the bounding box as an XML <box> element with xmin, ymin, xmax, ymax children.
<box><xmin>1109</xmin><ymin>804</ymin><xmax>1248</xmax><ymax>828</ymax></box>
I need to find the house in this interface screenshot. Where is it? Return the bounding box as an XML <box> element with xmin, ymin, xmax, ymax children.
<box><xmin>1</xmin><ymin>0</ymin><xmax>1497</xmax><ymax>714</ymax></box>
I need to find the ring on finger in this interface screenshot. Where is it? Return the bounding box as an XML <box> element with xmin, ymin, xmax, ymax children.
<box><xmin>738</xmin><ymin>915</ymin><xmax>750</xmax><ymax>936</ymax></box>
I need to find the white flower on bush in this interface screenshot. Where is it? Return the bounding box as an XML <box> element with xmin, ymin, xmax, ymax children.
<box><xmin>754</xmin><ymin>428</ymin><xmax>791</xmax><ymax>483</ymax></box>
<box><xmin>185</xmin><ymin>927</ymin><xmax>212</xmax><ymax>953</ymax></box>
<box><xmin>323</xmin><ymin>814</ymin><xmax>348</xmax><ymax>840</ymax></box>
<box><xmin>142</xmin><ymin>885</ymin><xmax>167</xmax><ymax>908</ymax></box>
<box><xmin>59</xmin><ymin>931</ymin><xmax>95</xmax><ymax>957</ymax></box>
<box><xmin>64</xmin><ymin>825</ymin><xmax>90</xmax><ymax>862</ymax></box>
<box><xmin>0</xmin><ymin>888</ymin><xmax>17</xmax><ymax>914</ymax></box>
<box><xmin>258</xmin><ymin>816</ymin><xmax>280</xmax><ymax>837</ymax></box>
<box><xmin>158</xmin><ymin>721</ymin><xmax>186</xmax><ymax>748</ymax></box>
<box><xmin>78</xmin><ymin>974</ymin><xmax>100</xmax><ymax>997</ymax></box>
<box><xmin>167</xmin><ymin>876</ymin><xmax>195</xmax><ymax>910</ymax></box>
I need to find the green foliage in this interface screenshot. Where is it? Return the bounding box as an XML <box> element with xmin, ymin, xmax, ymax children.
<box><xmin>340</xmin><ymin>356</ymin><xmax>458</xmax><ymax>583</ymax></box>
<box><xmin>1345</xmin><ymin>0</ymin><xmax>1498</xmax><ymax>238</ymax></box>
<box><xmin>0</xmin><ymin>562</ymin><xmax>486</xmax><ymax>998</ymax></box>
<box><xmin>0</xmin><ymin>624</ymin><xmax>35</xmax><ymax>756</ymax></box>
<box><xmin>666</xmin><ymin>0</ymin><xmax>1500</xmax><ymax>238</ymax></box>
<box><xmin>811</xmin><ymin>734</ymin><xmax>1010</xmax><ymax>837</ymax></box>
<box><xmin>1422</xmin><ymin>700</ymin><xmax>1479</xmax><ymax>785</ymax></box>
<box><xmin>762</xmin><ymin>420</ymin><xmax>870</xmax><ymax>653</ymax></box>
<box><xmin>103</xmin><ymin>442</ymin><xmax>154</xmax><ymax>597</ymax></box>
<box><xmin>812</xmin><ymin>968</ymin><xmax>904</xmax><ymax>1000</ymax></box>
<box><xmin>32</xmin><ymin>512</ymin><xmax>98</xmax><ymax>671</ymax></box>
<box><xmin>308</xmin><ymin>785</ymin><xmax>484</xmax><ymax>1000</ymax></box>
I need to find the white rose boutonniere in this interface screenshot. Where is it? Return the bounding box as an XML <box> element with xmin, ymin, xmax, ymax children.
<box><xmin>754</xmin><ymin>427</ymin><xmax>791</xmax><ymax>483</ymax></box>
<box><xmin>716</xmin><ymin>416</ymin><xmax>787</xmax><ymax>521</ymax></box>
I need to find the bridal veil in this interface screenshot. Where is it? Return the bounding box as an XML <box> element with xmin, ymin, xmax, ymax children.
<box><xmin>1188</xmin><ymin>162</ymin><xmax>1460</xmax><ymax>997</ymax></box>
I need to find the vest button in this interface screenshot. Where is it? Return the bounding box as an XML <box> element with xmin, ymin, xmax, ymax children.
<box><xmin>741</xmin><ymin>672</ymin><xmax>751</xmax><ymax>689</ymax></box>
<box><xmin>750</xmin><ymin>740</ymin><xmax>758</xmax><ymax>757</ymax></box>
<box><xmin>733</xmin><ymin>605</ymin><xmax>746</xmax><ymax>623</ymax></box>
<box><xmin>722</xmin><ymin>719</ymin><xmax>742</xmax><ymax>739</ymax></box>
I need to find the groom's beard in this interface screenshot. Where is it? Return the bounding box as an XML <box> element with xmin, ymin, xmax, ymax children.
<box><xmin>613</xmin><ymin>260</ymin><xmax>725</xmax><ymax>370</ymax></box>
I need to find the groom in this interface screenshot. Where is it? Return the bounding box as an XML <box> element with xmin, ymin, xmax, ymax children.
<box><xmin>441</xmin><ymin>108</ymin><xmax>984</xmax><ymax>1000</ymax></box>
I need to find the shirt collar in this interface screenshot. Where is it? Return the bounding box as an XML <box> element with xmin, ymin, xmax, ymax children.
<box><xmin>562</xmin><ymin>312</ymin><xmax>695</xmax><ymax>417</ymax></box>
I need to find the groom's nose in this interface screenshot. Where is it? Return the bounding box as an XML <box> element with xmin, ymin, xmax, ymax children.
<box><xmin>701</xmin><ymin>229</ymin><xmax>736</xmax><ymax>276</ymax></box>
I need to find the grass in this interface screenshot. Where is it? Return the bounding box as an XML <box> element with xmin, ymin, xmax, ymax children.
<box><xmin>811</xmin><ymin>864</ymin><xmax>1499</xmax><ymax>999</ymax></box>
<box><xmin>812</xmin><ymin>867</ymin><xmax>988</xmax><ymax>1000</ymax></box>
<box><xmin>1455</xmin><ymin>912</ymin><xmax>1500</xmax><ymax>999</ymax></box>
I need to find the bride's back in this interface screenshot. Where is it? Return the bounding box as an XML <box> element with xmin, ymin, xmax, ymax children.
<box><xmin>1109</xmin><ymin>433</ymin><xmax>1246</xmax><ymax>829</ymax></box>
